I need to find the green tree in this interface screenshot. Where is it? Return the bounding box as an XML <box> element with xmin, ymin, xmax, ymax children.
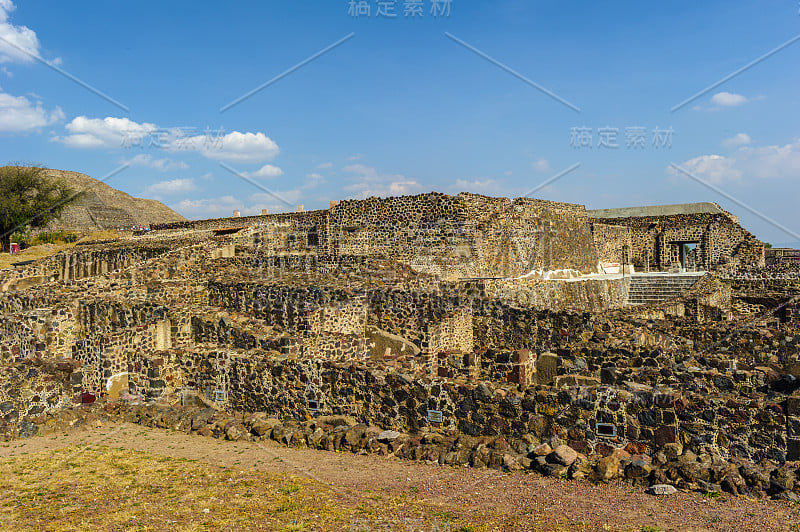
<box><xmin>0</xmin><ymin>166</ymin><xmax>80</xmax><ymax>252</ymax></box>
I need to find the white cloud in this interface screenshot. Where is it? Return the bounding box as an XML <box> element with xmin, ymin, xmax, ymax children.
<box><xmin>145</xmin><ymin>178</ymin><xmax>196</xmax><ymax>196</ymax></box>
<box><xmin>343</xmin><ymin>163</ymin><xmax>424</xmax><ymax>198</ymax></box>
<box><xmin>53</xmin><ymin>116</ymin><xmax>280</xmax><ymax>163</ymax></box>
<box><xmin>343</xmin><ymin>163</ymin><xmax>378</xmax><ymax>179</ymax></box>
<box><xmin>531</xmin><ymin>158</ymin><xmax>550</xmax><ymax>172</ymax></box>
<box><xmin>123</xmin><ymin>153</ymin><xmax>188</xmax><ymax>171</ymax></box>
<box><xmin>0</xmin><ymin>1</ymin><xmax>40</xmax><ymax>64</ymax></box>
<box><xmin>171</xmin><ymin>195</ymin><xmax>243</xmax><ymax>219</ymax></box>
<box><xmin>317</xmin><ymin>162</ymin><xmax>333</xmax><ymax>169</ymax></box>
<box><xmin>710</xmin><ymin>91</ymin><xmax>748</xmax><ymax>107</ymax></box>
<box><xmin>178</xmin><ymin>131</ymin><xmax>279</xmax><ymax>163</ymax></box>
<box><xmin>671</xmin><ymin>138</ymin><xmax>800</xmax><ymax>184</ymax></box>
<box><xmin>736</xmin><ymin>139</ymin><xmax>800</xmax><ymax>180</ymax></box>
<box><xmin>242</xmin><ymin>164</ymin><xmax>283</xmax><ymax>179</ymax></box>
<box><xmin>171</xmin><ymin>190</ymin><xmax>303</xmax><ymax>219</ymax></box>
<box><xmin>0</xmin><ymin>91</ymin><xmax>63</xmax><ymax>132</ymax></box>
<box><xmin>722</xmin><ymin>133</ymin><xmax>751</xmax><ymax>148</ymax></box>
<box><xmin>450</xmin><ymin>178</ymin><xmax>500</xmax><ymax>194</ymax></box>
<box><xmin>1</xmin><ymin>65</ymin><xmax>11</xmax><ymax>77</ymax></box>
<box><xmin>504</xmin><ymin>170</ymin><xmax>513</xmax><ymax>176</ymax></box>
<box><xmin>670</xmin><ymin>154</ymin><xmax>741</xmax><ymax>184</ymax></box>
<box><xmin>52</xmin><ymin>115</ymin><xmax>157</xmax><ymax>148</ymax></box>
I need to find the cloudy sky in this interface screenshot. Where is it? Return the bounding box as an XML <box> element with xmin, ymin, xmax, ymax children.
<box><xmin>1</xmin><ymin>1</ymin><xmax>798</xmax><ymax>244</ymax></box>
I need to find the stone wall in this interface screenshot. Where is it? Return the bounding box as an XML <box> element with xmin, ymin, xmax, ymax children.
<box><xmin>590</xmin><ymin>213</ymin><xmax>764</xmax><ymax>272</ymax></box>
<box><xmin>0</xmin><ymin>304</ymin><xmax>78</xmax><ymax>362</ymax></box>
<box><xmin>0</xmin><ymin>358</ymin><xmax>80</xmax><ymax>425</ymax></box>
<box><xmin>154</xmin><ymin>193</ymin><xmax>600</xmax><ymax>279</ymax></box>
<box><xmin>788</xmin><ymin>304</ymin><xmax>800</xmax><ymax>323</ymax></box>
<box><xmin>4</xmin><ymin>191</ymin><xmax>800</xmax><ymax>492</ymax></box>
<box><xmin>1</xmin><ymin>243</ymin><xmax>177</xmax><ymax>287</ymax></box>
<box><xmin>590</xmin><ymin>223</ymin><xmax>632</xmax><ymax>265</ymax></box>
<box><xmin>427</xmin><ymin>308</ymin><xmax>473</xmax><ymax>358</ymax></box>
<box><xmin>766</xmin><ymin>248</ymin><xmax>800</xmax><ymax>275</ymax></box>
<box><xmin>480</xmin><ymin>276</ymin><xmax>629</xmax><ymax>313</ymax></box>
<box><xmin>68</xmin><ymin>349</ymin><xmax>792</xmax><ymax>464</ymax></box>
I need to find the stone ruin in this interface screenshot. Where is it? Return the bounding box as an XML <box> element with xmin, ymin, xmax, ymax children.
<box><xmin>588</xmin><ymin>202</ymin><xmax>764</xmax><ymax>272</ymax></box>
<box><xmin>2</xmin><ymin>191</ymin><xmax>800</xmax><ymax>499</ymax></box>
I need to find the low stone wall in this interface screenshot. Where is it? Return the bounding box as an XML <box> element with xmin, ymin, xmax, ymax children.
<box><xmin>480</xmin><ymin>276</ymin><xmax>629</xmax><ymax>312</ymax></box>
<box><xmin>191</xmin><ymin>316</ymin><xmax>287</xmax><ymax>352</ymax></box>
<box><xmin>71</xmin><ymin>348</ymin><xmax>785</xmax><ymax>465</ymax></box>
<box><xmin>0</xmin><ymin>245</ymin><xmax>175</xmax><ymax>285</ymax></box>
<box><xmin>0</xmin><ymin>358</ymin><xmax>80</xmax><ymax>423</ymax></box>
<box><xmin>5</xmin><ymin>400</ymin><xmax>799</xmax><ymax>499</ymax></box>
<box><xmin>3</xmin><ymin>353</ymin><xmax>800</xmax><ymax>501</ymax></box>
<box><xmin>151</xmin><ymin>209</ymin><xmax>326</xmax><ymax>233</ymax></box>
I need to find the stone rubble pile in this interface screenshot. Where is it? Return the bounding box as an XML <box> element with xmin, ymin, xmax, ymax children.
<box><xmin>4</xmin><ymin>398</ymin><xmax>800</xmax><ymax>501</ymax></box>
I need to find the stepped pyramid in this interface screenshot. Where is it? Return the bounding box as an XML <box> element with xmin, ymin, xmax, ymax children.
<box><xmin>5</xmin><ymin>167</ymin><xmax>187</xmax><ymax>231</ymax></box>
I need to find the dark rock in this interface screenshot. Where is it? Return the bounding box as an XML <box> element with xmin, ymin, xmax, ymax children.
<box><xmin>191</xmin><ymin>408</ymin><xmax>216</xmax><ymax>430</ymax></box>
<box><xmin>16</xmin><ymin>421</ymin><xmax>38</xmax><ymax>438</ymax></box>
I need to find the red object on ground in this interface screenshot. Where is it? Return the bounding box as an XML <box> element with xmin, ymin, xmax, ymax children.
<box><xmin>80</xmin><ymin>392</ymin><xmax>96</xmax><ymax>404</ymax></box>
<box><xmin>9</xmin><ymin>243</ymin><xmax>20</xmax><ymax>254</ymax></box>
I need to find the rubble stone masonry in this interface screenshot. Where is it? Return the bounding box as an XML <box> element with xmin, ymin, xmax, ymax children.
<box><xmin>1</xmin><ymin>192</ymin><xmax>799</xmax><ymax>499</ymax></box>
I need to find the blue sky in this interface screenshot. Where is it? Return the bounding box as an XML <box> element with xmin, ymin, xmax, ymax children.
<box><xmin>0</xmin><ymin>1</ymin><xmax>798</xmax><ymax>245</ymax></box>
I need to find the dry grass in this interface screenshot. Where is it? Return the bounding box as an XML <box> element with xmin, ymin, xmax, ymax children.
<box><xmin>0</xmin><ymin>444</ymin><xmax>486</xmax><ymax>532</ymax></box>
<box><xmin>0</xmin><ymin>243</ymin><xmax>71</xmax><ymax>270</ymax></box>
<box><xmin>0</xmin><ymin>230</ymin><xmax>125</xmax><ymax>270</ymax></box>
<box><xmin>75</xmin><ymin>229</ymin><xmax>125</xmax><ymax>243</ymax></box>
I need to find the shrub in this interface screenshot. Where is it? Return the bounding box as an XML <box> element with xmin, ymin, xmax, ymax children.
<box><xmin>9</xmin><ymin>228</ymin><xmax>31</xmax><ymax>249</ymax></box>
<box><xmin>28</xmin><ymin>230</ymin><xmax>79</xmax><ymax>246</ymax></box>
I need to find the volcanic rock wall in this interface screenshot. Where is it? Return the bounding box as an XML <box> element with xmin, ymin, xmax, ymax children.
<box><xmin>590</xmin><ymin>223</ymin><xmax>632</xmax><ymax>265</ymax></box>
<box><xmin>4</xmin><ymin>198</ymin><xmax>798</xmax><ymax>475</ymax></box>
<box><xmin>153</xmin><ymin>193</ymin><xmax>600</xmax><ymax>279</ymax></box>
<box><xmin>590</xmin><ymin>213</ymin><xmax>763</xmax><ymax>271</ymax></box>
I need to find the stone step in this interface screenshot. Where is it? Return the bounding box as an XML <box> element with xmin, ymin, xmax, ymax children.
<box><xmin>628</xmin><ymin>290</ymin><xmax>695</xmax><ymax>295</ymax></box>
<box><xmin>628</xmin><ymin>289</ymin><xmax>689</xmax><ymax>295</ymax></box>
<box><xmin>625</xmin><ymin>273</ymin><xmax>703</xmax><ymax>306</ymax></box>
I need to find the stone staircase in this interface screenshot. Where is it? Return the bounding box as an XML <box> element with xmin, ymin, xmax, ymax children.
<box><xmin>61</xmin><ymin>192</ymin><xmax>138</xmax><ymax>230</ymax></box>
<box><xmin>625</xmin><ymin>273</ymin><xmax>705</xmax><ymax>306</ymax></box>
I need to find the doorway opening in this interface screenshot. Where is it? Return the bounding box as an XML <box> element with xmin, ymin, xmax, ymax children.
<box><xmin>671</xmin><ymin>241</ymin><xmax>700</xmax><ymax>271</ymax></box>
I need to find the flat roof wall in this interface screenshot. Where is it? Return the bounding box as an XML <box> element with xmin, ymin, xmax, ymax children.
<box><xmin>587</xmin><ymin>202</ymin><xmax>737</xmax><ymax>223</ymax></box>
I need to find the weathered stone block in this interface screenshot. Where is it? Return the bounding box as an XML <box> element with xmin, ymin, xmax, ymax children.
<box><xmin>535</xmin><ymin>352</ymin><xmax>558</xmax><ymax>385</ymax></box>
<box><xmin>512</xmin><ymin>350</ymin><xmax>529</xmax><ymax>364</ymax></box>
<box><xmin>787</xmin><ymin>396</ymin><xmax>800</xmax><ymax>417</ymax></box>
<box><xmin>653</xmin><ymin>425</ymin><xmax>676</xmax><ymax>447</ymax></box>
<box><xmin>787</xmin><ymin>439</ymin><xmax>800</xmax><ymax>461</ymax></box>
<box><xmin>788</xmin><ymin>416</ymin><xmax>800</xmax><ymax>437</ymax></box>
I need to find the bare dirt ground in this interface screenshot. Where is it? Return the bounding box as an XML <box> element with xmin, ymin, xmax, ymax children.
<box><xmin>1</xmin><ymin>423</ymin><xmax>798</xmax><ymax>531</ymax></box>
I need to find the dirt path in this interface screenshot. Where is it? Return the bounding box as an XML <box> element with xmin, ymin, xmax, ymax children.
<box><xmin>1</xmin><ymin>423</ymin><xmax>798</xmax><ymax>531</ymax></box>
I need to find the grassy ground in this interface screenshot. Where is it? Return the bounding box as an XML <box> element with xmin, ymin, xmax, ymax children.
<box><xmin>0</xmin><ymin>230</ymin><xmax>123</xmax><ymax>270</ymax></box>
<box><xmin>0</xmin><ymin>444</ymin><xmax>485</xmax><ymax>532</ymax></box>
<box><xmin>2</xmin><ymin>424</ymin><xmax>797</xmax><ymax>531</ymax></box>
